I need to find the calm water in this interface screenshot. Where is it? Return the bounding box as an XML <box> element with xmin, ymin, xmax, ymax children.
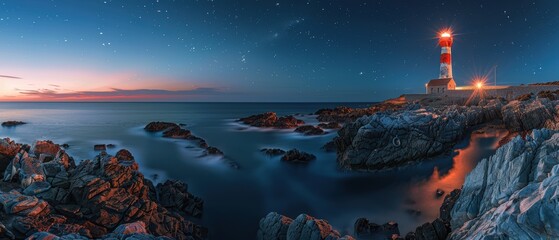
<box><xmin>0</xmin><ymin>103</ymin><xmax>504</xmax><ymax>239</ymax></box>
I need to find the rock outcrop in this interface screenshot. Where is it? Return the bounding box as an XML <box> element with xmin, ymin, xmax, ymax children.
<box><xmin>261</xmin><ymin>148</ymin><xmax>286</xmax><ymax>156</ymax></box>
<box><xmin>315</xmin><ymin>102</ymin><xmax>402</xmax><ymax>123</ymax></box>
<box><xmin>0</xmin><ymin>140</ymin><xmax>207</xmax><ymax>239</ymax></box>
<box><xmin>501</xmin><ymin>98</ymin><xmax>556</xmax><ymax>132</ymax></box>
<box><xmin>145</xmin><ymin>121</ymin><xmax>233</xmax><ymax>167</ymax></box>
<box><xmin>294</xmin><ymin>125</ymin><xmax>325</xmax><ymax>136</ymax></box>
<box><xmin>335</xmin><ymin>101</ymin><xmax>503</xmax><ymax>170</ymax></box>
<box><xmin>354</xmin><ymin>218</ymin><xmax>399</xmax><ymax>239</ymax></box>
<box><xmin>448</xmin><ymin>129</ymin><xmax>559</xmax><ymax>239</ymax></box>
<box><xmin>257</xmin><ymin>212</ymin><xmax>354</xmax><ymax>240</ymax></box>
<box><xmin>239</xmin><ymin>112</ymin><xmax>304</xmax><ymax>129</ymax></box>
<box><xmin>1</xmin><ymin>121</ymin><xmax>26</xmax><ymax>127</ymax></box>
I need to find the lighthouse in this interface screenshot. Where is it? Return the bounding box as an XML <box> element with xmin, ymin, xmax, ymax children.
<box><xmin>426</xmin><ymin>30</ymin><xmax>457</xmax><ymax>94</ymax></box>
<box><xmin>438</xmin><ymin>31</ymin><xmax>453</xmax><ymax>78</ymax></box>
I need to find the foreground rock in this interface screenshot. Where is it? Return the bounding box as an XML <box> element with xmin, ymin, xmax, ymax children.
<box><xmin>354</xmin><ymin>218</ymin><xmax>399</xmax><ymax>239</ymax></box>
<box><xmin>257</xmin><ymin>212</ymin><xmax>354</xmax><ymax>240</ymax></box>
<box><xmin>335</xmin><ymin>100</ymin><xmax>503</xmax><ymax>170</ymax></box>
<box><xmin>1</xmin><ymin>121</ymin><xmax>26</xmax><ymax>127</ymax></box>
<box><xmin>281</xmin><ymin>149</ymin><xmax>316</xmax><ymax>164</ymax></box>
<box><xmin>239</xmin><ymin>112</ymin><xmax>304</xmax><ymax>129</ymax></box>
<box><xmin>0</xmin><ymin>140</ymin><xmax>207</xmax><ymax>239</ymax></box>
<box><xmin>448</xmin><ymin>129</ymin><xmax>559</xmax><ymax>239</ymax></box>
<box><xmin>406</xmin><ymin>189</ymin><xmax>460</xmax><ymax>240</ymax></box>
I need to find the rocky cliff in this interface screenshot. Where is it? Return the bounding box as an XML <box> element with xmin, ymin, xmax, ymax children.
<box><xmin>334</xmin><ymin>98</ymin><xmax>559</xmax><ymax>171</ymax></box>
<box><xmin>449</xmin><ymin>129</ymin><xmax>559</xmax><ymax>239</ymax></box>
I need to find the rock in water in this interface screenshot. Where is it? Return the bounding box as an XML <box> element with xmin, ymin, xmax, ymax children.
<box><xmin>260</xmin><ymin>148</ymin><xmax>286</xmax><ymax>156</ymax></box>
<box><xmin>294</xmin><ymin>125</ymin><xmax>325</xmax><ymax>135</ymax></box>
<box><xmin>144</xmin><ymin>121</ymin><xmax>180</xmax><ymax>132</ymax></box>
<box><xmin>317</xmin><ymin>122</ymin><xmax>341</xmax><ymax>129</ymax></box>
<box><xmin>1</xmin><ymin>121</ymin><xmax>26</xmax><ymax>127</ymax></box>
<box><xmin>257</xmin><ymin>212</ymin><xmax>354</xmax><ymax>240</ymax></box>
<box><xmin>281</xmin><ymin>149</ymin><xmax>316</xmax><ymax>163</ymax></box>
<box><xmin>448</xmin><ymin>129</ymin><xmax>559</xmax><ymax>239</ymax></box>
<box><xmin>238</xmin><ymin>112</ymin><xmax>304</xmax><ymax>129</ymax></box>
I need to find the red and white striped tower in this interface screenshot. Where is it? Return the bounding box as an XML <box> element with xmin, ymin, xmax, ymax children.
<box><xmin>438</xmin><ymin>31</ymin><xmax>453</xmax><ymax>79</ymax></box>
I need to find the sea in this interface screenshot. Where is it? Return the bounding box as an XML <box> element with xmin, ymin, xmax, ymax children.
<box><xmin>0</xmin><ymin>102</ymin><xmax>505</xmax><ymax>239</ymax></box>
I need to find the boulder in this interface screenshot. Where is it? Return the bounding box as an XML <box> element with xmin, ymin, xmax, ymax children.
<box><xmin>144</xmin><ymin>122</ymin><xmax>180</xmax><ymax>132</ymax></box>
<box><xmin>501</xmin><ymin>98</ymin><xmax>557</xmax><ymax>132</ymax></box>
<box><xmin>0</xmin><ymin>190</ymin><xmax>50</xmax><ymax>217</ymax></box>
<box><xmin>294</xmin><ymin>125</ymin><xmax>325</xmax><ymax>136</ymax></box>
<box><xmin>257</xmin><ymin>212</ymin><xmax>354</xmax><ymax>240</ymax></box>
<box><xmin>281</xmin><ymin>149</ymin><xmax>316</xmax><ymax>164</ymax></box>
<box><xmin>93</xmin><ymin>144</ymin><xmax>106</xmax><ymax>151</ymax></box>
<box><xmin>260</xmin><ymin>148</ymin><xmax>286</xmax><ymax>156</ymax></box>
<box><xmin>156</xmin><ymin>180</ymin><xmax>203</xmax><ymax>218</ymax></box>
<box><xmin>239</xmin><ymin>112</ymin><xmax>304</xmax><ymax>129</ymax></box>
<box><xmin>33</xmin><ymin>141</ymin><xmax>61</xmax><ymax>157</ymax></box>
<box><xmin>112</xmin><ymin>221</ymin><xmax>148</xmax><ymax>235</ymax></box>
<box><xmin>205</xmin><ymin>146</ymin><xmax>223</xmax><ymax>156</ymax></box>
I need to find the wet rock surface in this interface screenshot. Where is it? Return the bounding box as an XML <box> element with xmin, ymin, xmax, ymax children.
<box><xmin>257</xmin><ymin>212</ymin><xmax>354</xmax><ymax>240</ymax></box>
<box><xmin>238</xmin><ymin>112</ymin><xmax>304</xmax><ymax>129</ymax></box>
<box><xmin>317</xmin><ymin>122</ymin><xmax>341</xmax><ymax>129</ymax></box>
<box><xmin>0</xmin><ymin>140</ymin><xmax>207</xmax><ymax>239</ymax></box>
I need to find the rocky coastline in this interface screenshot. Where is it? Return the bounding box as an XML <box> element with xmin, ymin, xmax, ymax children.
<box><xmin>0</xmin><ymin>139</ymin><xmax>206</xmax><ymax>239</ymax></box>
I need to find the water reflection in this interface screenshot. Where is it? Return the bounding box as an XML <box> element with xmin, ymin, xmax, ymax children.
<box><xmin>406</xmin><ymin>128</ymin><xmax>507</xmax><ymax>224</ymax></box>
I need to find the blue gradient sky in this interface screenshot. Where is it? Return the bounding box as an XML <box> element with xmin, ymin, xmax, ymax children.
<box><xmin>0</xmin><ymin>0</ymin><xmax>557</xmax><ymax>101</ymax></box>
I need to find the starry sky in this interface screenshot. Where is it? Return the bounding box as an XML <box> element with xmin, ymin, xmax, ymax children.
<box><xmin>0</xmin><ymin>0</ymin><xmax>557</xmax><ymax>102</ymax></box>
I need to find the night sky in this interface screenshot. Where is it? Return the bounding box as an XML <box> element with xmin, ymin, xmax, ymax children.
<box><xmin>0</xmin><ymin>0</ymin><xmax>557</xmax><ymax>101</ymax></box>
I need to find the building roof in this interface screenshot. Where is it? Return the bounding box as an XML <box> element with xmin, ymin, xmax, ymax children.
<box><xmin>426</xmin><ymin>78</ymin><xmax>454</xmax><ymax>87</ymax></box>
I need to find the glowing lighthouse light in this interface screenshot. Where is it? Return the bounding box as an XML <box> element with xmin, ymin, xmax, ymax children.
<box><xmin>476</xmin><ymin>81</ymin><xmax>483</xmax><ymax>89</ymax></box>
<box><xmin>438</xmin><ymin>29</ymin><xmax>453</xmax><ymax>79</ymax></box>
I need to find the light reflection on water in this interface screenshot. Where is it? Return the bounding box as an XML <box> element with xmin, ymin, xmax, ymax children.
<box><xmin>0</xmin><ymin>102</ymin><xmax>505</xmax><ymax>239</ymax></box>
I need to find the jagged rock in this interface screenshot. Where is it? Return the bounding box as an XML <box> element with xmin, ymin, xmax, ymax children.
<box><xmin>449</xmin><ymin>129</ymin><xmax>559</xmax><ymax>239</ymax></box>
<box><xmin>1</xmin><ymin>121</ymin><xmax>26</xmax><ymax>127</ymax></box>
<box><xmin>435</xmin><ymin>189</ymin><xmax>445</xmax><ymax>198</ymax></box>
<box><xmin>260</xmin><ymin>148</ymin><xmax>286</xmax><ymax>156</ymax></box>
<box><xmin>115</xmin><ymin>149</ymin><xmax>134</xmax><ymax>161</ymax></box>
<box><xmin>317</xmin><ymin>122</ymin><xmax>341</xmax><ymax>129</ymax></box>
<box><xmin>501</xmin><ymin>98</ymin><xmax>557</xmax><ymax>132</ymax></box>
<box><xmin>294</xmin><ymin>125</ymin><xmax>325</xmax><ymax>136</ymax></box>
<box><xmin>144</xmin><ymin>122</ymin><xmax>180</xmax><ymax>132</ymax></box>
<box><xmin>0</xmin><ymin>190</ymin><xmax>50</xmax><ymax>217</ymax></box>
<box><xmin>439</xmin><ymin>189</ymin><xmax>460</xmax><ymax>223</ymax></box>
<box><xmin>335</xmin><ymin>100</ymin><xmax>504</xmax><ymax>170</ymax></box>
<box><xmin>281</xmin><ymin>149</ymin><xmax>316</xmax><ymax>164</ymax></box>
<box><xmin>4</xmin><ymin>150</ymin><xmax>46</xmax><ymax>188</ymax></box>
<box><xmin>321</xmin><ymin>141</ymin><xmax>337</xmax><ymax>152</ymax></box>
<box><xmin>354</xmin><ymin>218</ymin><xmax>400</xmax><ymax>239</ymax></box>
<box><xmin>239</xmin><ymin>112</ymin><xmax>304</xmax><ymax>129</ymax></box>
<box><xmin>257</xmin><ymin>212</ymin><xmax>354</xmax><ymax>240</ymax></box>
<box><xmin>156</xmin><ymin>180</ymin><xmax>203</xmax><ymax>218</ymax></box>
<box><xmin>33</xmin><ymin>141</ymin><xmax>61</xmax><ymax>157</ymax></box>
<box><xmin>23</xmin><ymin>181</ymin><xmax>52</xmax><ymax>195</ymax></box>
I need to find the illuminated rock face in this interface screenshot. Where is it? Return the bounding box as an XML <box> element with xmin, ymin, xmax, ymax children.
<box><xmin>257</xmin><ymin>212</ymin><xmax>355</xmax><ymax>240</ymax></box>
<box><xmin>334</xmin><ymin>100</ymin><xmax>504</xmax><ymax>171</ymax></box>
<box><xmin>449</xmin><ymin>129</ymin><xmax>559</xmax><ymax>239</ymax></box>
